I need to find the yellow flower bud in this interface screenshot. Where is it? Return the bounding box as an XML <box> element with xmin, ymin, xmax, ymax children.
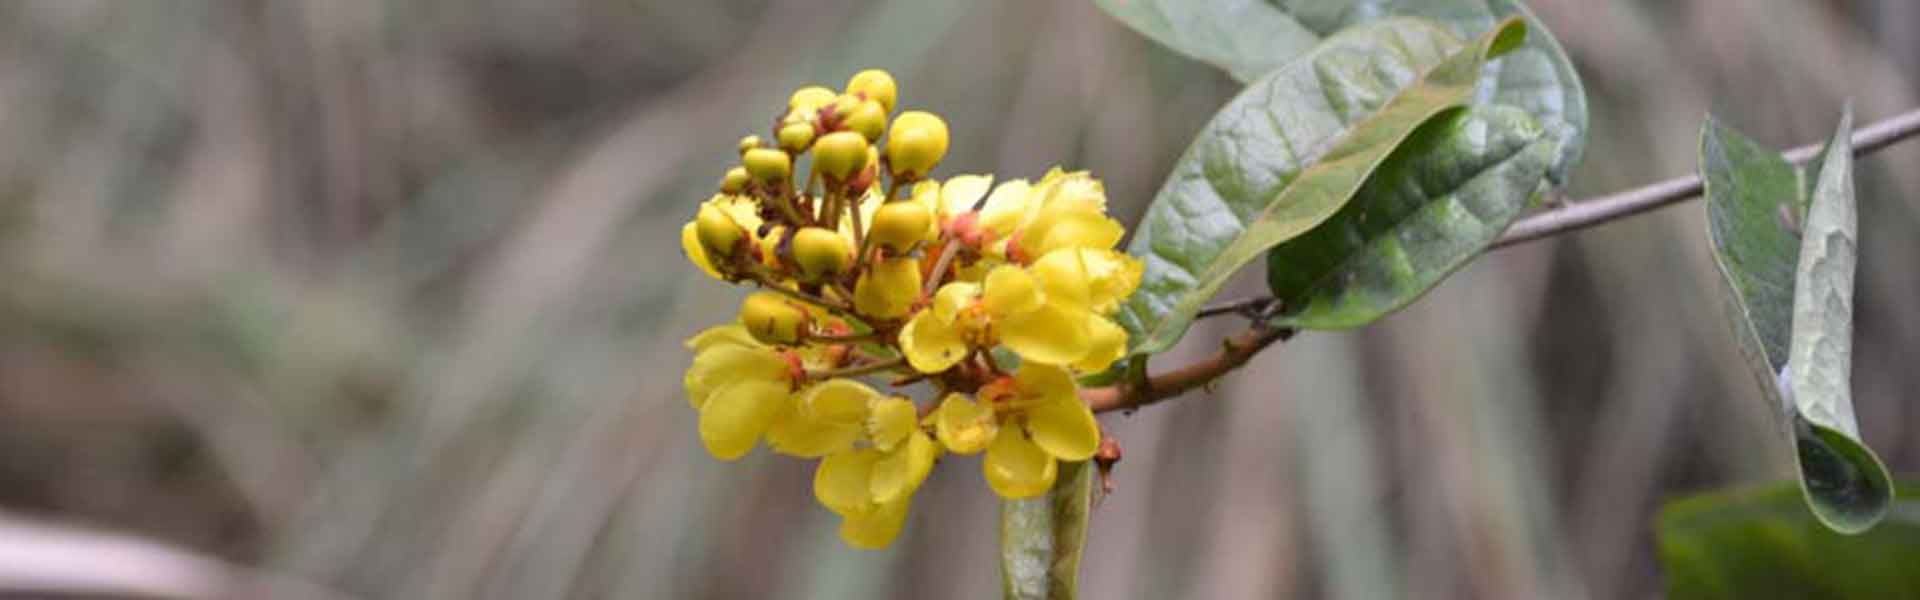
<box><xmin>868</xmin><ymin>201</ymin><xmax>932</xmax><ymax>252</ymax></box>
<box><xmin>777</xmin><ymin>122</ymin><xmax>816</xmax><ymax>153</ymax></box>
<box><xmin>845</xmin><ymin>69</ymin><xmax>898</xmax><ymax>113</ymax></box>
<box><xmin>886</xmin><ymin>111</ymin><xmax>949</xmax><ymax>178</ymax></box>
<box><xmin>812</xmin><ymin>132</ymin><xmax>870</xmax><ymax>180</ymax></box>
<box><xmin>845</xmin><ymin>100</ymin><xmax>887</xmax><ymax>142</ymax></box>
<box><xmin>743</xmin><ymin>148</ymin><xmax>792</xmax><ymax>183</ymax></box>
<box><xmin>740</xmin><ymin>291</ymin><xmax>810</xmax><ymax>345</ymax></box>
<box><xmin>738</xmin><ymin>135</ymin><xmax>762</xmax><ymax>156</ymax></box>
<box><xmin>790</xmin><ymin>86</ymin><xmax>837</xmax><ymax>113</ymax></box>
<box><xmin>696</xmin><ymin>202</ymin><xmax>746</xmax><ymax>259</ymax></box>
<box><xmin>853</xmin><ymin>257</ymin><xmax>922</xmax><ymax>319</ymax></box>
<box><xmin>830</xmin><ymin>95</ymin><xmax>861</xmax><ymax>120</ymax></box>
<box><xmin>719</xmin><ymin>166</ymin><xmax>749</xmax><ymax>194</ymax></box>
<box><xmin>792</xmin><ymin>227</ymin><xmax>853</xmax><ymax>279</ymax></box>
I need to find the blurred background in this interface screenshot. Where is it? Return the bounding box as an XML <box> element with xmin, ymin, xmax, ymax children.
<box><xmin>0</xmin><ymin>0</ymin><xmax>1915</xmax><ymax>598</ymax></box>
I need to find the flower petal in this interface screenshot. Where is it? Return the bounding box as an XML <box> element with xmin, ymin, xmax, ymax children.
<box><xmin>984</xmin><ymin>429</ymin><xmax>1057</xmax><ymax>499</ymax></box>
<box><xmin>1028</xmin><ymin>209</ymin><xmax>1123</xmax><ymax>258</ymax></box>
<box><xmin>1028</xmin><ymin>249</ymin><xmax>1092</xmax><ymax>311</ymax></box>
<box><xmin>900</xmin><ymin>309</ymin><xmax>968</xmax><ymax>374</ymax></box>
<box><xmin>977</xmin><ymin>179</ymin><xmax>1034</xmax><ymax>238</ymax></box>
<box><xmin>698</xmin><ymin>379</ymin><xmax>788</xmax><ymax>460</ymax></box>
<box><xmin>940</xmin><ymin>174</ymin><xmax>993</xmax><ymax>214</ymax></box>
<box><xmin>1072</xmin><ymin>315</ymin><xmax>1128</xmax><ymax>373</ymax></box>
<box><xmin>765</xmin><ymin>397</ymin><xmax>860</xmax><ymax>459</ymax></box>
<box><xmin>931</xmin><ymin>282</ymin><xmax>979</xmax><ymax>323</ymax></box>
<box><xmin>867</xmin><ymin>396</ymin><xmax>918</xmax><ymax>451</ymax></box>
<box><xmin>682</xmin><ymin>222</ymin><xmax>722</xmax><ymax>279</ymax></box>
<box><xmin>981</xmin><ymin>265</ymin><xmax>1044</xmax><ymax>318</ymax></box>
<box><xmin>685</xmin><ymin>345</ymin><xmax>788</xmax><ymax>410</ymax></box>
<box><xmin>684</xmin><ymin>324</ymin><xmax>762</xmax><ymax>353</ymax></box>
<box><xmin>839</xmin><ymin>496</ymin><xmax>911</xmax><ymax>549</ymax></box>
<box><xmin>814</xmin><ymin>448</ymin><xmax>883</xmax><ymax>516</ymax></box>
<box><xmin>933</xmin><ymin>393</ymin><xmax>999</xmax><ymax>454</ymax></box>
<box><xmin>1078</xmin><ymin>248</ymin><xmax>1144</xmax><ymax>314</ymax></box>
<box><xmin>998</xmin><ymin>303</ymin><xmax>1091</xmax><ymax>366</ymax></box>
<box><xmin>1014</xmin><ymin>363</ymin><xmax>1079</xmax><ymax>405</ymax></box>
<box><xmin>871</xmin><ymin>430</ymin><xmax>938</xmax><ymax>503</ymax></box>
<box><xmin>1026</xmin><ymin>397</ymin><xmax>1099</xmax><ymax>462</ymax></box>
<box><xmin>800</xmin><ymin>378</ymin><xmax>879</xmax><ymax>425</ymax></box>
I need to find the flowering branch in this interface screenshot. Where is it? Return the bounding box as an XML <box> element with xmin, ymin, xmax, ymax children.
<box><xmin>1121</xmin><ymin>107</ymin><xmax>1920</xmax><ymax>416</ymax></box>
<box><xmin>1192</xmin><ymin>107</ymin><xmax>1920</xmax><ymax>322</ymax></box>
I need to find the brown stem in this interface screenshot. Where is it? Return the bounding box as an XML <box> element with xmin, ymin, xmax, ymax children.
<box><xmin>1082</xmin><ymin>325</ymin><xmax>1293</xmax><ymax>414</ymax></box>
<box><xmin>748</xmin><ymin>270</ymin><xmax>857</xmax><ymax>317</ymax></box>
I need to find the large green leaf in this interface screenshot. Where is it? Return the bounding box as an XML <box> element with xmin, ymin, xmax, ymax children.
<box><xmin>1117</xmin><ymin>17</ymin><xmax>1525</xmax><ymax>355</ymax></box>
<box><xmin>1264</xmin><ymin>104</ymin><xmax>1552</xmax><ymax>328</ymax></box>
<box><xmin>1090</xmin><ymin>0</ymin><xmax>1322</xmax><ymax>83</ymax></box>
<box><xmin>1701</xmin><ymin>110</ymin><xmax>1891</xmax><ymax>534</ymax></box>
<box><xmin>1093</xmin><ymin>0</ymin><xmax>1587</xmax><ymax>184</ymax></box>
<box><xmin>1000</xmin><ymin>460</ymin><xmax>1093</xmax><ymax>600</ymax></box>
<box><xmin>1658</xmin><ymin>482</ymin><xmax>1920</xmax><ymax>599</ymax></box>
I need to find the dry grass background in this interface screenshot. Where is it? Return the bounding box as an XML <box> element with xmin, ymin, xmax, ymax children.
<box><xmin>0</xmin><ymin>1</ymin><xmax>1915</xmax><ymax>598</ymax></box>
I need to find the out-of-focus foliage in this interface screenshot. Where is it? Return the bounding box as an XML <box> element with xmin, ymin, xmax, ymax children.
<box><xmin>1657</xmin><ymin>482</ymin><xmax>1920</xmax><ymax>599</ymax></box>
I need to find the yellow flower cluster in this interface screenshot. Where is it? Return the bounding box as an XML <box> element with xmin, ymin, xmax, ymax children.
<box><xmin>680</xmin><ymin>69</ymin><xmax>1142</xmax><ymax>549</ymax></box>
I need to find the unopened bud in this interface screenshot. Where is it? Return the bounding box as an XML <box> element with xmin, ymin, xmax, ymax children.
<box><xmin>813</xmin><ymin>132</ymin><xmax>870</xmax><ymax>180</ymax></box>
<box><xmin>778</xmin><ymin>122</ymin><xmax>816</xmax><ymax>153</ymax></box>
<box><xmin>845</xmin><ymin>69</ymin><xmax>898</xmax><ymax>113</ymax></box>
<box><xmin>886</xmin><ymin>111</ymin><xmax>949</xmax><ymax>178</ymax></box>
<box><xmin>719</xmin><ymin>167</ymin><xmax>749</xmax><ymax>194</ymax></box>
<box><xmin>740</xmin><ymin>291</ymin><xmax>810</xmax><ymax>345</ymax></box>
<box><xmin>743</xmin><ymin>148</ymin><xmax>792</xmax><ymax>183</ymax></box>
<box><xmin>791</xmin><ymin>227</ymin><xmax>854</xmax><ymax>279</ymax></box>
<box><xmin>869</xmin><ymin>201</ymin><xmax>933</xmax><ymax>252</ymax></box>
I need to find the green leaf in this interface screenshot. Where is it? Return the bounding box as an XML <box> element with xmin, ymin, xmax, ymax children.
<box><xmin>1701</xmin><ymin>110</ymin><xmax>1892</xmax><ymax>534</ymax></box>
<box><xmin>1657</xmin><ymin>481</ymin><xmax>1920</xmax><ymax>599</ymax></box>
<box><xmin>1000</xmin><ymin>460</ymin><xmax>1093</xmax><ymax>600</ymax></box>
<box><xmin>1264</xmin><ymin>104</ymin><xmax>1553</xmax><ymax>328</ymax></box>
<box><xmin>1118</xmin><ymin>17</ymin><xmax>1526</xmax><ymax>355</ymax></box>
<box><xmin>1093</xmin><ymin>0</ymin><xmax>1587</xmax><ymax>185</ymax></box>
<box><xmin>1090</xmin><ymin>0</ymin><xmax>1323</xmax><ymax>84</ymax></box>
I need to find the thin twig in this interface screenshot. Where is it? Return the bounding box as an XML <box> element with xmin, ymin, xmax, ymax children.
<box><xmin>748</xmin><ymin>271</ymin><xmax>857</xmax><ymax>317</ymax></box>
<box><xmin>922</xmin><ymin>180</ymin><xmax>1000</xmax><ymax>294</ymax></box>
<box><xmin>1193</xmin><ymin>107</ymin><xmax>1920</xmax><ymax>320</ymax></box>
<box><xmin>1495</xmin><ymin>106</ymin><xmax>1920</xmax><ymax>247</ymax></box>
<box><xmin>1082</xmin><ymin>325</ymin><xmax>1294</xmax><ymax>414</ymax></box>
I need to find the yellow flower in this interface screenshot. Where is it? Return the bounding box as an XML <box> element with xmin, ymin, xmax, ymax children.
<box><xmin>899</xmin><ymin>260</ymin><xmax>1131</xmax><ymax>373</ymax></box>
<box><xmin>930</xmin><ymin>364</ymin><xmax>1100</xmax><ymax>499</ymax></box>
<box><xmin>683</xmin><ymin>325</ymin><xmax>795</xmax><ymax>461</ymax></box>
<box><xmin>966</xmin><ymin>169</ymin><xmax>1123</xmax><ymax>263</ymax></box>
<box><xmin>931</xmin><ymin>392</ymin><xmax>997</xmax><ymax>454</ymax></box>
<box><xmin>765</xmin><ymin>378</ymin><xmax>873</xmax><ymax>458</ymax></box>
<box><xmin>809</xmin><ymin>392</ymin><xmax>940</xmax><ymax>549</ymax></box>
<box><xmin>898</xmin><ymin>282</ymin><xmax>981</xmax><ymax>373</ymax></box>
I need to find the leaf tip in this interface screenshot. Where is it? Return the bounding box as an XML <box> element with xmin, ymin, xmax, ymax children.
<box><xmin>1486</xmin><ymin>16</ymin><xmax>1528</xmax><ymax>58</ymax></box>
<box><xmin>1794</xmin><ymin>422</ymin><xmax>1893</xmax><ymax>535</ymax></box>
